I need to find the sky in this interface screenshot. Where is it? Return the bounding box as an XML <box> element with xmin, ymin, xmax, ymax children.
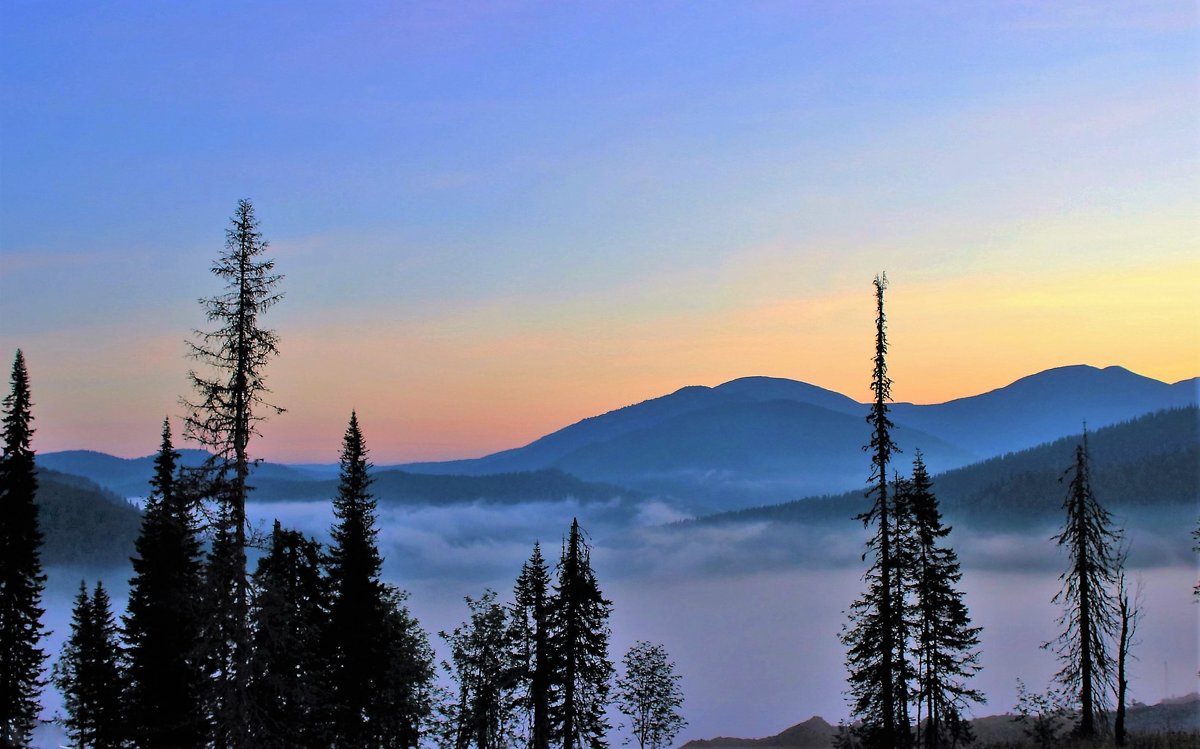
<box><xmin>1</xmin><ymin>1</ymin><xmax>1197</xmax><ymax>463</ymax></box>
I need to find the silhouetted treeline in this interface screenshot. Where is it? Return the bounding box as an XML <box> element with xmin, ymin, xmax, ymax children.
<box><xmin>438</xmin><ymin>519</ymin><xmax>683</xmax><ymax>749</ymax></box>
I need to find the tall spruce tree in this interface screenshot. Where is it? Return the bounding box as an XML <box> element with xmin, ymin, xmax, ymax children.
<box><xmin>123</xmin><ymin>418</ymin><xmax>207</xmax><ymax>749</ymax></box>
<box><xmin>326</xmin><ymin>412</ymin><xmax>433</xmax><ymax>748</ymax></box>
<box><xmin>248</xmin><ymin>521</ymin><xmax>330</xmax><ymax>749</ymax></box>
<box><xmin>841</xmin><ymin>274</ymin><xmax>908</xmax><ymax>748</ymax></box>
<box><xmin>513</xmin><ymin>542</ymin><xmax>553</xmax><ymax>749</ymax></box>
<box><xmin>53</xmin><ymin>581</ymin><xmax>125</xmax><ymax>749</ymax></box>
<box><xmin>905</xmin><ymin>454</ymin><xmax>983</xmax><ymax>749</ymax></box>
<box><xmin>548</xmin><ymin>519</ymin><xmax>614</xmax><ymax>749</ymax></box>
<box><xmin>441</xmin><ymin>589</ymin><xmax>520</xmax><ymax>749</ymax></box>
<box><xmin>1046</xmin><ymin>431</ymin><xmax>1121</xmax><ymax>739</ymax></box>
<box><xmin>0</xmin><ymin>349</ymin><xmax>47</xmax><ymax>747</ymax></box>
<box><xmin>183</xmin><ymin>198</ymin><xmax>284</xmax><ymax>749</ymax></box>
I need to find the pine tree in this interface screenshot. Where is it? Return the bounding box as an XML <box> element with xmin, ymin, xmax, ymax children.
<box><xmin>441</xmin><ymin>589</ymin><xmax>520</xmax><ymax>749</ymax></box>
<box><xmin>905</xmin><ymin>454</ymin><xmax>983</xmax><ymax>749</ymax></box>
<box><xmin>1046</xmin><ymin>432</ymin><xmax>1122</xmax><ymax>739</ymax></box>
<box><xmin>183</xmin><ymin>198</ymin><xmax>284</xmax><ymax>749</ymax></box>
<box><xmin>0</xmin><ymin>349</ymin><xmax>47</xmax><ymax>747</ymax></box>
<box><xmin>326</xmin><ymin>412</ymin><xmax>433</xmax><ymax>748</ymax></box>
<box><xmin>841</xmin><ymin>274</ymin><xmax>908</xmax><ymax>748</ymax></box>
<box><xmin>614</xmin><ymin>641</ymin><xmax>686</xmax><ymax>749</ymax></box>
<box><xmin>248</xmin><ymin>521</ymin><xmax>330</xmax><ymax>749</ymax></box>
<box><xmin>513</xmin><ymin>542</ymin><xmax>553</xmax><ymax>749</ymax></box>
<box><xmin>548</xmin><ymin>518</ymin><xmax>614</xmax><ymax>749</ymax></box>
<box><xmin>53</xmin><ymin>581</ymin><xmax>125</xmax><ymax>749</ymax></box>
<box><xmin>123</xmin><ymin>418</ymin><xmax>207</xmax><ymax>748</ymax></box>
<box><xmin>374</xmin><ymin>585</ymin><xmax>435</xmax><ymax>749</ymax></box>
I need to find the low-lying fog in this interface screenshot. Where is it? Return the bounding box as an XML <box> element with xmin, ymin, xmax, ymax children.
<box><xmin>35</xmin><ymin>497</ymin><xmax>1199</xmax><ymax>747</ymax></box>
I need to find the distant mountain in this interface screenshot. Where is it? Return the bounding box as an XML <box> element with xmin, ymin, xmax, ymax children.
<box><xmin>401</xmin><ymin>365</ymin><xmax>1195</xmax><ymax>510</ymax></box>
<box><xmin>37</xmin><ymin>449</ymin><xmax>318</xmax><ymax>498</ymax></box>
<box><xmin>549</xmin><ymin>399</ymin><xmax>971</xmax><ymax>511</ymax></box>
<box><xmin>680</xmin><ymin>695</ymin><xmax>1199</xmax><ymax>749</ymax></box>
<box><xmin>400</xmin><ymin>385</ymin><xmax>747</xmax><ymax>476</ymax></box>
<box><xmin>697</xmin><ymin>407</ymin><xmax>1199</xmax><ymax>531</ymax></box>
<box><xmin>39</xmin><ymin>365</ymin><xmax>1197</xmax><ymax>512</ymax></box>
<box><xmin>683</xmin><ymin>716</ymin><xmax>835</xmax><ymax>749</ymax></box>
<box><xmin>248</xmin><ymin>467</ymin><xmax>640</xmax><ymax>506</ymax></box>
<box><xmin>890</xmin><ymin>365</ymin><xmax>1199</xmax><ymax>458</ymax></box>
<box><xmin>36</xmin><ymin>468</ymin><xmax>142</xmax><ymax>567</ymax></box>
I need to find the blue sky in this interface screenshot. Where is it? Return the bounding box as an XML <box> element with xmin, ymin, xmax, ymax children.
<box><xmin>1</xmin><ymin>1</ymin><xmax>1196</xmax><ymax>461</ymax></box>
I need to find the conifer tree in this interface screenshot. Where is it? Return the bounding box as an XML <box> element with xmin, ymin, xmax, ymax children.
<box><xmin>183</xmin><ymin>198</ymin><xmax>284</xmax><ymax>749</ymax></box>
<box><xmin>248</xmin><ymin>521</ymin><xmax>330</xmax><ymax>749</ymax></box>
<box><xmin>1046</xmin><ymin>432</ymin><xmax>1122</xmax><ymax>739</ymax></box>
<box><xmin>548</xmin><ymin>519</ymin><xmax>614</xmax><ymax>749</ymax></box>
<box><xmin>614</xmin><ymin>641</ymin><xmax>686</xmax><ymax>749</ymax></box>
<box><xmin>905</xmin><ymin>454</ymin><xmax>983</xmax><ymax>749</ymax></box>
<box><xmin>513</xmin><ymin>542</ymin><xmax>553</xmax><ymax>749</ymax></box>
<box><xmin>841</xmin><ymin>274</ymin><xmax>908</xmax><ymax>748</ymax></box>
<box><xmin>374</xmin><ymin>585</ymin><xmax>435</xmax><ymax>749</ymax></box>
<box><xmin>53</xmin><ymin>581</ymin><xmax>125</xmax><ymax>749</ymax></box>
<box><xmin>441</xmin><ymin>589</ymin><xmax>520</xmax><ymax>749</ymax></box>
<box><xmin>123</xmin><ymin>418</ymin><xmax>207</xmax><ymax>748</ymax></box>
<box><xmin>0</xmin><ymin>349</ymin><xmax>47</xmax><ymax>747</ymax></box>
<box><xmin>326</xmin><ymin>412</ymin><xmax>433</xmax><ymax>748</ymax></box>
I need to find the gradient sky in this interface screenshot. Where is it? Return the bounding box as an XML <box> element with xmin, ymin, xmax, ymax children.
<box><xmin>1</xmin><ymin>1</ymin><xmax>1197</xmax><ymax>463</ymax></box>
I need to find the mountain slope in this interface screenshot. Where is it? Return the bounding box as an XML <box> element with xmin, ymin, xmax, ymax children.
<box><xmin>36</xmin><ymin>468</ymin><xmax>142</xmax><ymax>567</ymax></box>
<box><xmin>551</xmin><ymin>399</ymin><xmax>973</xmax><ymax>510</ymax></box>
<box><xmin>399</xmin><ymin>385</ymin><xmax>746</xmax><ymax>475</ymax></box>
<box><xmin>697</xmin><ymin>406</ymin><xmax>1199</xmax><ymax>530</ymax></box>
<box><xmin>400</xmin><ymin>365</ymin><xmax>1195</xmax><ymax>508</ymax></box>
<box><xmin>890</xmin><ymin>365</ymin><xmax>1197</xmax><ymax>458</ymax></box>
<box><xmin>680</xmin><ymin>695</ymin><xmax>1200</xmax><ymax>749</ymax></box>
<box><xmin>37</xmin><ymin>449</ymin><xmax>317</xmax><ymax>498</ymax></box>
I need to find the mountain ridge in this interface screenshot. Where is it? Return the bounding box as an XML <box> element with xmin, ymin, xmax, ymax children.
<box><xmin>38</xmin><ymin>364</ymin><xmax>1196</xmax><ymax>511</ymax></box>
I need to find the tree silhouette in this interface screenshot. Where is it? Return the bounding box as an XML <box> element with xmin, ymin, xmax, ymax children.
<box><xmin>441</xmin><ymin>589</ymin><xmax>520</xmax><ymax>749</ymax></box>
<box><xmin>326</xmin><ymin>412</ymin><xmax>433</xmax><ymax>747</ymax></box>
<box><xmin>53</xmin><ymin>581</ymin><xmax>125</xmax><ymax>749</ymax></box>
<box><xmin>513</xmin><ymin>542</ymin><xmax>553</xmax><ymax>749</ymax></box>
<box><xmin>1113</xmin><ymin>570</ymin><xmax>1141</xmax><ymax>747</ymax></box>
<box><xmin>905</xmin><ymin>454</ymin><xmax>983</xmax><ymax>749</ymax></box>
<box><xmin>123</xmin><ymin>418</ymin><xmax>207</xmax><ymax>748</ymax></box>
<box><xmin>1045</xmin><ymin>431</ymin><xmax>1122</xmax><ymax>739</ymax></box>
<box><xmin>183</xmin><ymin>198</ymin><xmax>284</xmax><ymax>749</ymax></box>
<box><xmin>549</xmin><ymin>518</ymin><xmax>614</xmax><ymax>749</ymax></box>
<box><xmin>614</xmin><ymin>641</ymin><xmax>685</xmax><ymax>749</ymax></box>
<box><xmin>0</xmin><ymin>349</ymin><xmax>47</xmax><ymax>747</ymax></box>
<box><xmin>841</xmin><ymin>274</ymin><xmax>908</xmax><ymax>748</ymax></box>
<box><xmin>248</xmin><ymin>521</ymin><xmax>330</xmax><ymax>749</ymax></box>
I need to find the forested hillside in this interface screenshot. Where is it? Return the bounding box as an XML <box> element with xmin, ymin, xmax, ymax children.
<box><xmin>699</xmin><ymin>407</ymin><xmax>1198</xmax><ymax>530</ymax></box>
<box><xmin>35</xmin><ymin>468</ymin><xmax>141</xmax><ymax>567</ymax></box>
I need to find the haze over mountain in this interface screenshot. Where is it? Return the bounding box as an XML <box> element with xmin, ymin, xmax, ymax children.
<box><xmin>38</xmin><ymin>365</ymin><xmax>1197</xmax><ymax>512</ymax></box>
<box><xmin>693</xmin><ymin>406</ymin><xmax>1198</xmax><ymax>535</ymax></box>
<box><xmin>36</xmin><ymin>449</ymin><xmax>322</xmax><ymax>499</ymax></box>
<box><xmin>399</xmin><ymin>365</ymin><xmax>1195</xmax><ymax>508</ymax></box>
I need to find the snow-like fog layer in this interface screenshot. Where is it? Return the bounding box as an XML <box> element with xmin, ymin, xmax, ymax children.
<box><xmin>32</xmin><ymin>497</ymin><xmax>1199</xmax><ymax>747</ymax></box>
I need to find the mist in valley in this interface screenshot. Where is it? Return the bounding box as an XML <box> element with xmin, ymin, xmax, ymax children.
<box><xmin>33</xmin><ymin>496</ymin><xmax>1199</xmax><ymax>746</ymax></box>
